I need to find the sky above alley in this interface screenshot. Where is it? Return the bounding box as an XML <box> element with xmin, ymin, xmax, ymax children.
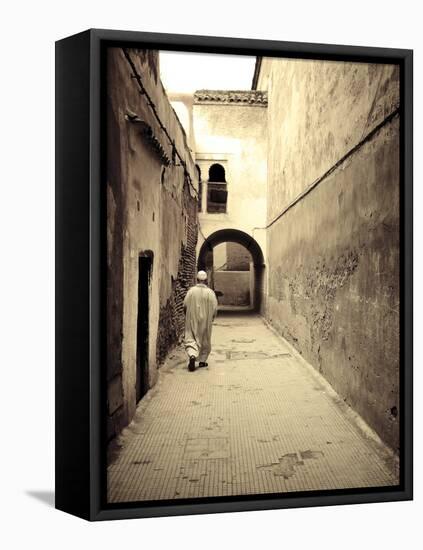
<box><xmin>159</xmin><ymin>50</ymin><xmax>256</xmax><ymax>93</ymax></box>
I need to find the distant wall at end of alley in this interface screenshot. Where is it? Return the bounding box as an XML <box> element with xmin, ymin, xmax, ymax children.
<box><xmin>257</xmin><ymin>58</ymin><xmax>400</xmax><ymax>452</ymax></box>
<box><xmin>214</xmin><ymin>271</ymin><xmax>250</xmax><ymax>306</ymax></box>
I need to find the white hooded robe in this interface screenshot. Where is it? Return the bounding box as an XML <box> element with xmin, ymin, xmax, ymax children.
<box><xmin>184</xmin><ymin>283</ymin><xmax>218</xmax><ymax>362</ymax></box>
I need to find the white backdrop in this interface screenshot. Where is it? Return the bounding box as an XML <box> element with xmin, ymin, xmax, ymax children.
<box><xmin>0</xmin><ymin>1</ymin><xmax>420</xmax><ymax>548</ymax></box>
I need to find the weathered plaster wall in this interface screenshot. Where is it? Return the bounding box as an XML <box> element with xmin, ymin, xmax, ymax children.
<box><xmin>167</xmin><ymin>92</ymin><xmax>196</xmax><ymax>153</ymax></box>
<box><xmin>258</xmin><ymin>58</ymin><xmax>399</xmax><ymax>221</ymax></box>
<box><xmin>107</xmin><ymin>48</ymin><xmax>198</xmax><ymax>440</ymax></box>
<box><xmin>257</xmin><ymin>59</ymin><xmax>400</xmax><ymax>451</ymax></box>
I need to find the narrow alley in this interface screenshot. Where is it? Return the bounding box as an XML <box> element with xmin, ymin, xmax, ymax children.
<box><xmin>108</xmin><ymin>312</ymin><xmax>398</xmax><ymax>503</ymax></box>
<box><xmin>105</xmin><ymin>48</ymin><xmax>400</xmax><ymax>504</ymax></box>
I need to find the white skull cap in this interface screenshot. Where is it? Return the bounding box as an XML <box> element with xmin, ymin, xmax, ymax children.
<box><xmin>197</xmin><ymin>270</ymin><xmax>207</xmax><ymax>281</ymax></box>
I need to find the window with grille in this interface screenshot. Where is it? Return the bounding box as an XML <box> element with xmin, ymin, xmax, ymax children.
<box><xmin>207</xmin><ymin>163</ymin><xmax>228</xmax><ymax>213</ymax></box>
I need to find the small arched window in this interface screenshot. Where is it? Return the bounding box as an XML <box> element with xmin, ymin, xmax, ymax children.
<box><xmin>207</xmin><ymin>163</ymin><xmax>227</xmax><ymax>213</ymax></box>
<box><xmin>208</xmin><ymin>163</ymin><xmax>226</xmax><ymax>183</ymax></box>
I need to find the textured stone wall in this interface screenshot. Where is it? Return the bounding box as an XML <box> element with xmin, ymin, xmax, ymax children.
<box><xmin>226</xmin><ymin>242</ymin><xmax>251</xmax><ymax>271</ymax></box>
<box><xmin>214</xmin><ymin>271</ymin><xmax>250</xmax><ymax>306</ymax></box>
<box><xmin>257</xmin><ymin>59</ymin><xmax>400</xmax><ymax>451</ymax></box>
<box><xmin>107</xmin><ymin>48</ymin><xmax>198</xmax><ymax>441</ymax></box>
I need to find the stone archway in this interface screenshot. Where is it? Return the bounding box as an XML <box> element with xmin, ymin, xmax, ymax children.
<box><xmin>197</xmin><ymin>229</ymin><xmax>265</xmax><ymax>311</ymax></box>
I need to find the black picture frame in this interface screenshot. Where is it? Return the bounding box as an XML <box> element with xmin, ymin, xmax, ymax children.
<box><xmin>55</xmin><ymin>28</ymin><xmax>413</xmax><ymax>521</ymax></box>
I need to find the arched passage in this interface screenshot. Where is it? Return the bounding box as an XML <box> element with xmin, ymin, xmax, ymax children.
<box><xmin>198</xmin><ymin>229</ymin><xmax>265</xmax><ymax>311</ymax></box>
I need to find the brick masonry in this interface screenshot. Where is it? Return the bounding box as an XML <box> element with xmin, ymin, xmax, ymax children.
<box><xmin>156</xmin><ymin>183</ymin><xmax>199</xmax><ymax>364</ymax></box>
<box><xmin>226</xmin><ymin>242</ymin><xmax>251</xmax><ymax>271</ymax></box>
<box><xmin>214</xmin><ymin>271</ymin><xmax>250</xmax><ymax>306</ymax></box>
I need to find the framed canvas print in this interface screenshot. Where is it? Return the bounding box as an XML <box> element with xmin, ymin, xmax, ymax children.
<box><xmin>55</xmin><ymin>29</ymin><xmax>413</xmax><ymax>521</ymax></box>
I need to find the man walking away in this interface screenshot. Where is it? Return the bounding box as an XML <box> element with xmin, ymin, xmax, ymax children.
<box><xmin>184</xmin><ymin>270</ymin><xmax>218</xmax><ymax>372</ymax></box>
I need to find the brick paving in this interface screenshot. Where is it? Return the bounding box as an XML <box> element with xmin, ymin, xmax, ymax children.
<box><xmin>107</xmin><ymin>312</ymin><xmax>399</xmax><ymax>503</ymax></box>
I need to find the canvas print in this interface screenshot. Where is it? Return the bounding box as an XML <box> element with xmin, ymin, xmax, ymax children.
<box><xmin>105</xmin><ymin>47</ymin><xmax>400</xmax><ymax>504</ymax></box>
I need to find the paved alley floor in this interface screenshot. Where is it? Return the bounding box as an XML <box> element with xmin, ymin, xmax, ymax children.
<box><xmin>107</xmin><ymin>313</ymin><xmax>399</xmax><ymax>503</ymax></box>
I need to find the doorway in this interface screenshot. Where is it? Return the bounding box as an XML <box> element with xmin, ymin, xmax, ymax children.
<box><xmin>136</xmin><ymin>253</ymin><xmax>153</xmax><ymax>403</ymax></box>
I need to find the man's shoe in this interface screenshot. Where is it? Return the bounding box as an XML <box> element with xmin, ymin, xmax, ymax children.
<box><xmin>188</xmin><ymin>356</ymin><xmax>196</xmax><ymax>372</ymax></box>
<box><xmin>198</xmin><ymin>362</ymin><xmax>208</xmax><ymax>368</ymax></box>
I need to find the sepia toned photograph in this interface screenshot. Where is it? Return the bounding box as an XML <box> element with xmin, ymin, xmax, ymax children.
<box><xmin>105</xmin><ymin>45</ymin><xmax>401</xmax><ymax>505</ymax></box>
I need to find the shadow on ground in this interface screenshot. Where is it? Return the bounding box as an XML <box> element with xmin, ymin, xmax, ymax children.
<box><xmin>216</xmin><ymin>306</ymin><xmax>255</xmax><ymax>317</ymax></box>
<box><xmin>26</xmin><ymin>490</ymin><xmax>55</xmax><ymax>508</ymax></box>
